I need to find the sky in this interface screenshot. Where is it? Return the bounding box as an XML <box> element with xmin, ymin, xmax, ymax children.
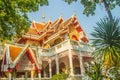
<box><xmin>28</xmin><ymin>0</ymin><xmax>120</xmax><ymax>41</ymax></box>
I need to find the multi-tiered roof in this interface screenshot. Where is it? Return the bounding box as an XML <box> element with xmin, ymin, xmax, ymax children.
<box><xmin>17</xmin><ymin>14</ymin><xmax>88</xmax><ymax>48</ymax></box>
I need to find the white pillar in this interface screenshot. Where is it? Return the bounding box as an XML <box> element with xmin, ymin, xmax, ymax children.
<box><xmin>38</xmin><ymin>69</ymin><xmax>41</xmax><ymax>80</ymax></box>
<box><xmin>55</xmin><ymin>54</ymin><xmax>59</xmax><ymax>74</ymax></box>
<box><xmin>49</xmin><ymin>59</ymin><xmax>52</xmax><ymax>78</ymax></box>
<box><xmin>38</xmin><ymin>73</ymin><xmax>41</xmax><ymax>80</ymax></box>
<box><xmin>79</xmin><ymin>52</ymin><xmax>84</xmax><ymax>76</ymax></box>
<box><xmin>68</xmin><ymin>39</ymin><xmax>74</xmax><ymax>79</ymax></box>
<box><xmin>68</xmin><ymin>49</ymin><xmax>74</xmax><ymax>76</ymax></box>
<box><xmin>9</xmin><ymin>72</ymin><xmax>12</xmax><ymax>80</ymax></box>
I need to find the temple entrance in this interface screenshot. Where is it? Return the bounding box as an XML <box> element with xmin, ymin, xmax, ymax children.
<box><xmin>41</xmin><ymin>66</ymin><xmax>44</xmax><ymax>77</ymax></box>
<box><xmin>83</xmin><ymin>56</ymin><xmax>93</xmax><ymax>69</ymax></box>
<box><xmin>59</xmin><ymin>62</ymin><xmax>66</xmax><ymax>73</ymax></box>
<box><xmin>52</xmin><ymin>60</ymin><xmax>56</xmax><ymax>76</ymax></box>
<box><xmin>73</xmin><ymin>56</ymin><xmax>81</xmax><ymax>74</ymax></box>
<box><xmin>44</xmin><ymin>64</ymin><xmax>49</xmax><ymax>77</ymax></box>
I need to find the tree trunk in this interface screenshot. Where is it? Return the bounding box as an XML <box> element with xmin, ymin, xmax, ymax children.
<box><xmin>102</xmin><ymin>0</ymin><xmax>113</xmax><ymax>20</ymax></box>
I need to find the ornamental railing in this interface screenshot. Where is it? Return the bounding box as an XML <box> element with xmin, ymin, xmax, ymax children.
<box><xmin>40</xmin><ymin>39</ymin><xmax>94</xmax><ymax>57</ymax></box>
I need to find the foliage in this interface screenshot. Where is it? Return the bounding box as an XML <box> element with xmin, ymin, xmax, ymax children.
<box><xmin>0</xmin><ymin>0</ymin><xmax>48</xmax><ymax>42</ymax></box>
<box><xmin>108</xmin><ymin>66</ymin><xmax>120</xmax><ymax>80</ymax></box>
<box><xmin>63</xmin><ymin>0</ymin><xmax>77</xmax><ymax>4</ymax></box>
<box><xmin>84</xmin><ymin>60</ymin><xmax>107</xmax><ymax>80</ymax></box>
<box><xmin>91</xmin><ymin>17</ymin><xmax>120</xmax><ymax>68</ymax></box>
<box><xmin>86</xmin><ymin>17</ymin><xmax>120</xmax><ymax>79</ymax></box>
<box><xmin>63</xmin><ymin>0</ymin><xmax>120</xmax><ymax>16</ymax></box>
<box><xmin>85</xmin><ymin>59</ymin><xmax>120</xmax><ymax>80</ymax></box>
<box><xmin>51</xmin><ymin>73</ymin><xmax>69</xmax><ymax>80</ymax></box>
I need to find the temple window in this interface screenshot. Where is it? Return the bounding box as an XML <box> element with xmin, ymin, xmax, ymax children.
<box><xmin>54</xmin><ymin>38</ymin><xmax>63</xmax><ymax>46</ymax></box>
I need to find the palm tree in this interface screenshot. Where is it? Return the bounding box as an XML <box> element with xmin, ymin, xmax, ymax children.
<box><xmin>90</xmin><ymin>17</ymin><xmax>120</xmax><ymax>79</ymax></box>
<box><xmin>102</xmin><ymin>0</ymin><xmax>113</xmax><ymax>20</ymax></box>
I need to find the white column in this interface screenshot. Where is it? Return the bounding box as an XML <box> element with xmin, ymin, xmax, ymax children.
<box><xmin>49</xmin><ymin>59</ymin><xmax>52</xmax><ymax>78</ymax></box>
<box><xmin>38</xmin><ymin>73</ymin><xmax>41</xmax><ymax>80</ymax></box>
<box><xmin>68</xmin><ymin>49</ymin><xmax>74</xmax><ymax>76</ymax></box>
<box><xmin>55</xmin><ymin>54</ymin><xmax>59</xmax><ymax>74</ymax></box>
<box><xmin>79</xmin><ymin>51</ymin><xmax>84</xmax><ymax>79</ymax></box>
<box><xmin>68</xmin><ymin>39</ymin><xmax>74</xmax><ymax>80</ymax></box>
<box><xmin>9</xmin><ymin>72</ymin><xmax>12</xmax><ymax>80</ymax></box>
<box><xmin>38</xmin><ymin>69</ymin><xmax>41</xmax><ymax>80</ymax></box>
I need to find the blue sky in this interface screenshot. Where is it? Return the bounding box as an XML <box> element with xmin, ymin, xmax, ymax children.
<box><xmin>28</xmin><ymin>0</ymin><xmax>120</xmax><ymax>41</ymax></box>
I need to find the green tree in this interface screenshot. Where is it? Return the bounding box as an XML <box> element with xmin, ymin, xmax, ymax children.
<box><xmin>63</xmin><ymin>0</ymin><xmax>120</xmax><ymax>19</ymax></box>
<box><xmin>91</xmin><ymin>17</ymin><xmax>120</xmax><ymax>79</ymax></box>
<box><xmin>0</xmin><ymin>0</ymin><xmax>48</xmax><ymax>42</ymax></box>
<box><xmin>91</xmin><ymin>17</ymin><xmax>120</xmax><ymax>66</ymax></box>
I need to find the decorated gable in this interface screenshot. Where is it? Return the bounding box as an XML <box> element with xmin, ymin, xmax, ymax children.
<box><xmin>17</xmin><ymin>53</ymin><xmax>35</xmax><ymax>71</ymax></box>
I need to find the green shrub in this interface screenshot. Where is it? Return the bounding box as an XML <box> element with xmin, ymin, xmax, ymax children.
<box><xmin>51</xmin><ymin>73</ymin><xmax>69</xmax><ymax>80</ymax></box>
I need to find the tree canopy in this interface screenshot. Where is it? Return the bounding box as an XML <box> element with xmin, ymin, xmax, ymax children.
<box><xmin>64</xmin><ymin>0</ymin><xmax>120</xmax><ymax>19</ymax></box>
<box><xmin>0</xmin><ymin>0</ymin><xmax>48</xmax><ymax>42</ymax></box>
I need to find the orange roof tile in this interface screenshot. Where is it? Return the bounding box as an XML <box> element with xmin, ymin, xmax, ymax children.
<box><xmin>50</xmin><ymin>18</ymin><xmax>60</xmax><ymax>28</ymax></box>
<box><xmin>41</xmin><ymin>22</ymin><xmax>52</xmax><ymax>32</ymax></box>
<box><xmin>27</xmin><ymin>22</ymin><xmax>45</xmax><ymax>35</ymax></box>
<box><xmin>9</xmin><ymin>46</ymin><xmax>23</xmax><ymax>61</ymax></box>
<box><xmin>34</xmin><ymin>22</ymin><xmax>45</xmax><ymax>31</ymax></box>
<box><xmin>27</xmin><ymin>28</ymin><xmax>38</xmax><ymax>35</ymax></box>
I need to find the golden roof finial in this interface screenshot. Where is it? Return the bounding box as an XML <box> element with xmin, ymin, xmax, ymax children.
<box><xmin>74</xmin><ymin>10</ymin><xmax>76</xmax><ymax>16</ymax></box>
<box><xmin>49</xmin><ymin>16</ymin><xmax>52</xmax><ymax>24</ymax></box>
<box><xmin>50</xmin><ymin>16</ymin><xmax>52</xmax><ymax>21</ymax></box>
<box><xmin>60</xmin><ymin>12</ymin><xmax>63</xmax><ymax>17</ymax></box>
<box><xmin>42</xmin><ymin>10</ymin><xmax>45</xmax><ymax>23</ymax></box>
<box><xmin>32</xmin><ymin>19</ymin><xmax>35</xmax><ymax>22</ymax></box>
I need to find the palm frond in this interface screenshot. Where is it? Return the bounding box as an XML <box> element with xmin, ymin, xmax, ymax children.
<box><xmin>91</xmin><ymin>16</ymin><xmax>120</xmax><ymax>68</ymax></box>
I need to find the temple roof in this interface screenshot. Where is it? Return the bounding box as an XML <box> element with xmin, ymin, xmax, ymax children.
<box><xmin>27</xmin><ymin>21</ymin><xmax>45</xmax><ymax>35</ymax></box>
<box><xmin>17</xmin><ymin>14</ymin><xmax>89</xmax><ymax>43</ymax></box>
<box><xmin>32</xmin><ymin>22</ymin><xmax>45</xmax><ymax>31</ymax></box>
<box><xmin>9</xmin><ymin>45</ymin><xmax>23</xmax><ymax>61</ymax></box>
<box><xmin>27</xmin><ymin>28</ymin><xmax>38</xmax><ymax>35</ymax></box>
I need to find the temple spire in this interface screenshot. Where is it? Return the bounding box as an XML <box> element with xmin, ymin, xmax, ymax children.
<box><xmin>42</xmin><ymin>10</ymin><xmax>45</xmax><ymax>23</ymax></box>
<box><xmin>60</xmin><ymin>12</ymin><xmax>63</xmax><ymax>17</ymax></box>
<box><xmin>49</xmin><ymin>17</ymin><xmax>52</xmax><ymax>24</ymax></box>
<box><xmin>32</xmin><ymin>19</ymin><xmax>35</xmax><ymax>23</ymax></box>
<box><xmin>74</xmin><ymin>10</ymin><xmax>76</xmax><ymax>16</ymax></box>
<box><xmin>50</xmin><ymin>17</ymin><xmax>52</xmax><ymax>22</ymax></box>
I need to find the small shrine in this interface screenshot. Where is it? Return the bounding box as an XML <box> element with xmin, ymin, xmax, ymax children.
<box><xmin>1</xmin><ymin>44</ymin><xmax>41</xmax><ymax>79</ymax></box>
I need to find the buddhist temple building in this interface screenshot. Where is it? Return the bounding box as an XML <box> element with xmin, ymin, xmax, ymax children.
<box><xmin>0</xmin><ymin>14</ymin><xmax>94</xmax><ymax>80</ymax></box>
